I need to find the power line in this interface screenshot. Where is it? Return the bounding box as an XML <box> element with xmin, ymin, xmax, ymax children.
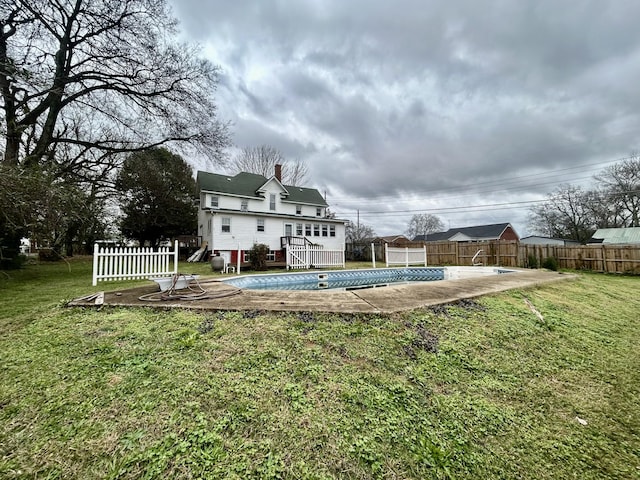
<box><xmin>334</xmin><ymin>198</ymin><xmax>546</xmax><ymax>217</ymax></box>
<box><xmin>326</xmin><ymin>155</ymin><xmax>630</xmax><ymax>206</ymax></box>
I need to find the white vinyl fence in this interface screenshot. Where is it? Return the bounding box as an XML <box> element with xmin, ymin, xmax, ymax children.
<box><xmin>287</xmin><ymin>245</ymin><xmax>345</xmax><ymax>269</ymax></box>
<box><xmin>92</xmin><ymin>241</ymin><xmax>179</xmax><ymax>286</ymax></box>
<box><xmin>385</xmin><ymin>245</ymin><xmax>428</xmax><ymax>267</ymax></box>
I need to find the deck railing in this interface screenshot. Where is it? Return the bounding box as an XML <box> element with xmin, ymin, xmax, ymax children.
<box><xmin>92</xmin><ymin>241</ymin><xmax>179</xmax><ymax>285</ymax></box>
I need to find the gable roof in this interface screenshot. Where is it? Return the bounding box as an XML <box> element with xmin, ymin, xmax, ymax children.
<box><xmin>414</xmin><ymin>223</ymin><xmax>515</xmax><ymax>242</ymax></box>
<box><xmin>197</xmin><ymin>171</ymin><xmax>327</xmax><ymax>206</ymax></box>
<box><xmin>413</xmin><ymin>231</ymin><xmax>451</xmax><ymax>242</ymax></box>
<box><xmin>376</xmin><ymin>235</ymin><xmax>410</xmax><ymax>243</ymax></box>
<box><xmin>588</xmin><ymin>227</ymin><xmax>640</xmax><ymax>244</ymax></box>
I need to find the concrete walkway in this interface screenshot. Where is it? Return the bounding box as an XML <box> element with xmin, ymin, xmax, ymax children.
<box><xmin>69</xmin><ymin>269</ymin><xmax>576</xmax><ymax>314</ymax></box>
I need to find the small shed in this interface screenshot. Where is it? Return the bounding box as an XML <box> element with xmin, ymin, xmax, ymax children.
<box><xmin>587</xmin><ymin>227</ymin><xmax>640</xmax><ymax>245</ymax></box>
<box><xmin>520</xmin><ymin>236</ymin><xmax>580</xmax><ymax>246</ymax></box>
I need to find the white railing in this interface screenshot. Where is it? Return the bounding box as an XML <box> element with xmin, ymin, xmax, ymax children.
<box><xmin>286</xmin><ymin>245</ymin><xmax>345</xmax><ymax>269</ymax></box>
<box><xmin>385</xmin><ymin>245</ymin><xmax>428</xmax><ymax>267</ymax></box>
<box><xmin>92</xmin><ymin>241</ymin><xmax>179</xmax><ymax>286</ymax></box>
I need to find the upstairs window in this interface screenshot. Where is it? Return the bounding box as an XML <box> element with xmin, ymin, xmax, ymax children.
<box><xmin>316</xmin><ymin>207</ymin><xmax>322</xmax><ymax>217</ymax></box>
<box><xmin>313</xmin><ymin>224</ymin><xmax>320</xmax><ymax>236</ymax></box>
<box><xmin>296</xmin><ymin>223</ymin><xmax>303</xmax><ymax>236</ymax></box>
<box><xmin>241</xmin><ymin>199</ymin><xmax>248</xmax><ymax>212</ymax></box>
<box><xmin>322</xmin><ymin>225</ymin><xmax>328</xmax><ymax>237</ymax></box>
<box><xmin>305</xmin><ymin>224</ymin><xmax>312</xmax><ymax>236</ymax></box>
<box><xmin>221</xmin><ymin>217</ymin><xmax>231</xmax><ymax>233</ymax></box>
<box><xmin>330</xmin><ymin>225</ymin><xmax>336</xmax><ymax>237</ymax></box>
<box><xmin>269</xmin><ymin>194</ymin><xmax>276</xmax><ymax>211</ymax></box>
<box><xmin>257</xmin><ymin>219</ymin><xmax>265</xmax><ymax>232</ymax></box>
<box><xmin>210</xmin><ymin>196</ymin><xmax>219</xmax><ymax>208</ymax></box>
<box><xmin>296</xmin><ymin>205</ymin><xmax>302</xmax><ymax>215</ymax></box>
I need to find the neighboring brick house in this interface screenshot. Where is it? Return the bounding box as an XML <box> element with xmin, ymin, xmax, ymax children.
<box><xmin>196</xmin><ymin>166</ymin><xmax>346</xmax><ymax>265</ymax></box>
<box><xmin>413</xmin><ymin>223</ymin><xmax>520</xmax><ymax>242</ymax></box>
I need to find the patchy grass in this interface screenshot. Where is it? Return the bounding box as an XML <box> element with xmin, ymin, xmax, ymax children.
<box><xmin>0</xmin><ymin>261</ymin><xmax>639</xmax><ymax>479</ymax></box>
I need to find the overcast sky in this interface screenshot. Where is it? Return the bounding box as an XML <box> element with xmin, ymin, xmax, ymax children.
<box><xmin>169</xmin><ymin>0</ymin><xmax>640</xmax><ymax>237</ymax></box>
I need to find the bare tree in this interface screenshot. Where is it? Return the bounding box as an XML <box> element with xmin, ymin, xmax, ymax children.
<box><xmin>1</xmin><ymin>0</ymin><xmax>230</xmax><ymax>258</ymax></box>
<box><xmin>0</xmin><ymin>0</ymin><xmax>230</xmax><ymax>173</ymax></box>
<box><xmin>231</xmin><ymin>145</ymin><xmax>309</xmax><ymax>185</ymax></box>
<box><xmin>594</xmin><ymin>154</ymin><xmax>640</xmax><ymax>227</ymax></box>
<box><xmin>405</xmin><ymin>214</ymin><xmax>445</xmax><ymax>240</ymax></box>
<box><xmin>528</xmin><ymin>185</ymin><xmax>597</xmax><ymax>242</ymax></box>
<box><xmin>345</xmin><ymin>220</ymin><xmax>375</xmax><ymax>244</ymax></box>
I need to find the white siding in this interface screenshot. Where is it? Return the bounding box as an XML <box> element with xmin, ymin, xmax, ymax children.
<box><xmin>205</xmin><ymin>213</ymin><xmax>344</xmax><ymax>251</ymax></box>
<box><xmin>198</xmin><ymin>181</ymin><xmax>344</xmax><ymax>254</ymax></box>
<box><xmin>204</xmin><ymin>189</ymin><xmax>326</xmax><ymax>217</ymax></box>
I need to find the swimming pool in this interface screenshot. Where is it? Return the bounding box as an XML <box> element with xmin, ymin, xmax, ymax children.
<box><xmin>222</xmin><ymin>267</ymin><xmax>515</xmax><ymax>291</ymax></box>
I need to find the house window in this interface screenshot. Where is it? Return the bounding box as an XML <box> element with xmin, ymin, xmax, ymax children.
<box><xmin>316</xmin><ymin>207</ymin><xmax>322</xmax><ymax>217</ymax></box>
<box><xmin>296</xmin><ymin>223</ymin><xmax>303</xmax><ymax>236</ymax></box>
<box><xmin>257</xmin><ymin>219</ymin><xmax>265</xmax><ymax>232</ymax></box>
<box><xmin>269</xmin><ymin>194</ymin><xmax>276</xmax><ymax>211</ymax></box>
<box><xmin>241</xmin><ymin>199</ymin><xmax>248</xmax><ymax>212</ymax></box>
<box><xmin>322</xmin><ymin>225</ymin><xmax>328</xmax><ymax>237</ymax></box>
<box><xmin>266</xmin><ymin>250</ymin><xmax>276</xmax><ymax>261</ymax></box>
<box><xmin>221</xmin><ymin>217</ymin><xmax>231</xmax><ymax>233</ymax></box>
<box><xmin>207</xmin><ymin>218</ymin><xmax>211</xmax><ymax>235</ymax></box>
<box><xmin>305</xmin><ymin>224</ymin><xmax>312</xmax><ymax>236</ymax></box>
<box><xmin>296</xmin><ymin>205</ymin><xmax>302</xmax><ymax>215</ymax></box>
<box><xmin>313</xmin><ymin>224</ymin><xmax>320</xmax><ymax>236</ymax></box>
<box><xmin>210</xmin><ymin>196</ymin><xmax>219</xmax><ymax>208</ymax></box>
<box><xmin>330</xmin><ymin>225</ymin><xmax>336</xmax><ymax>237</ymax></box>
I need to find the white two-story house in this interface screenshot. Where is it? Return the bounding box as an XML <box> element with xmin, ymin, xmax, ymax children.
<box><xmin>196</xmin><ymin>166</ymin><xmax>346</xmax><ymax>265</ymax></box>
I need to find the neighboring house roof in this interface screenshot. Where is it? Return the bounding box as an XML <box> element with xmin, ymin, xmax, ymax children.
<box><xmin>372</xmin><ymin>235</ymin><xmax>410</xmax><ymax>243</ymax></box>
<box><xmin>414</xmin><ymin>223</ymin><xmax>516</xmax><ymax>242</ymax></box>
<box><xmin>413</xmin><ymin>231</ymin><xmax>451</xmax><ymax>242</ymax></box>
<box><xmin>588</xmin><ymin>227</ymin><xmax>640</xmax><ymax>244</ymax></box>
<box><xmin>196</xmin><ymin>171</ymin><xmax>328</xmax><ymax>206</ymax></box>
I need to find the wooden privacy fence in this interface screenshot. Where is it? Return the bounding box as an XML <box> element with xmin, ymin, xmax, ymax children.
<box><xmin>286</xmin><ymin>245</ymin><xmax>345</xmax><ymax>269</ymax></box>
<box><xmin>421</xmin><ymin>241</ymin><xmax>519</xmax><ymax>267</ymax></box>
<box><xmin>92</xmin><ymin>241</ymin><xmax>179</xmax><ymax>285</ymax></box>
<box><xmin>417</xmin><ymin>240</ymin><xmax>640</xmax><ymax>274</ymax></box>
<box><xmin>518</xmin><ymin>243</ymin><xmax>640</xmax><ymax>274</ymax></box>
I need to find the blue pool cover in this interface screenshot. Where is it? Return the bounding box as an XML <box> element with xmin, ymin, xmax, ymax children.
<box><xmin>222</xmin><ymin>267</ymin><xmax>445</xmax><ymax>291</ymax></box>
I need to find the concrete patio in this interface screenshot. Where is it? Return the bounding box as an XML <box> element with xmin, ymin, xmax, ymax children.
<box><xmin>69</xmin><ymin>269</ymin><xmax>575</xmax><ymax>314</ymax></box>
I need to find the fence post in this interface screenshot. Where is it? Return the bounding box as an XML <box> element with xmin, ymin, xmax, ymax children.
<box><xmin>371</xmin><ymin>243</ymin><xmax>376</xmax><ymax>268</ymax></box>
<box><xmin>405</xmin><ymin>247</ymin><xmax>409</xmax><ymax>267</ymax></box>
<box><xmin>602</xmin><ymin>244</ymin><xmax>607</xmax><ymax>273</ymax></box>
<box><xmin>424</xmin><ymin>245</ymin><xmax>427</xmax><ymax>266</ymax></box>
<box><xmin>385</xmin><ymin>244</ymin><xmax>389</xmax><ymax>267</ymax></box>
<box><xmin>173</xmin><ymin>240</ymin><xmax>179</xmax><ymax>275</ymax></box>
<box><xmin>92</xmin><ymin>243</ymin><xmax>99</xmax><ymax>286</ymax></box>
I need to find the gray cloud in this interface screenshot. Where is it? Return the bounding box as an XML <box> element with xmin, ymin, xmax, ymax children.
<box><xmin>173</xmin><ymin>0</ymin><xmax>640</xmax><ymax>236</ymax></box>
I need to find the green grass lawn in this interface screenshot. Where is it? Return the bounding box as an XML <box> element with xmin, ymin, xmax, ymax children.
<box><xmin>1</xmin><ymin>260</ymin><xmax>638</xmax><ymax>479</ymax></box>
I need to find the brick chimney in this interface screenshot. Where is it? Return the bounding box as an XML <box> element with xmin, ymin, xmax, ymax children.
<box><xmin>275</xmin><ymin>164</ymin><xmax>282</xmax><ymax>182</ymax></box>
